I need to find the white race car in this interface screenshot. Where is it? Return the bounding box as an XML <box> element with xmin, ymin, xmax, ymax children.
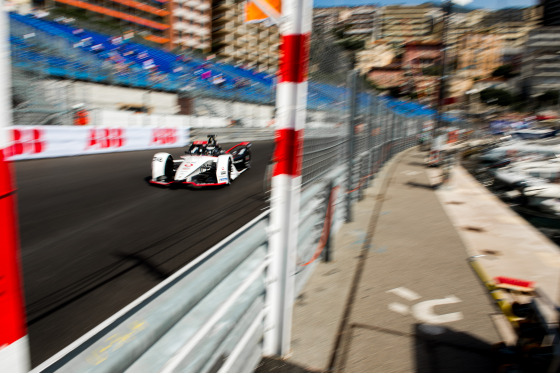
<box><xmin>150</xmin><ymin>135</ymin><xmax>251</xmax><ymax>187</ymax></box>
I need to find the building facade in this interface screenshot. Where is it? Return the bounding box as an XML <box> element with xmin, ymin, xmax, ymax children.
<box><xmin>171</xmin><ymin>0</ymin><xmax>211</xmax><ymax>52</ymax></box>
<box><xmin>374</xmin><ymin>4</ymin><xmax>442</xmax><ymax>49</ymax></box>
<box><xmin>312</xmin><ymin>7</ymin><xmax>340</xmax><ymax>35</ymax></box>
<box><xmin>456</xmin><ymin>33</ymin><xmax>502</xmax><ymax>80</ymax></box>
<box><xmin>446</xmin><ymin>9</ymin><xmax>490</xmax><ymax>61</ymax></box>
<box><xmin>521</xmin><ymin>26</ymin><xmax>560</xmax><ymax>97</ymax></box>
<box><xmin>338</xmin><ymin>6</ymin><xmax>376</xmax><ymax>40</ymax></box>
<box><xmin>541</xmin><ymin>0</ymin><xmax>560</xmax><ymax>26</ymax></box>
<box><xmin>211</xmin><ymin>0</ymin><xmax>278</xmax><ymax>72</ymax></box>
<box><xmin>356</xmin><ymin>40</ymin><xmax>395</xmax><ymax>75</ymax></box>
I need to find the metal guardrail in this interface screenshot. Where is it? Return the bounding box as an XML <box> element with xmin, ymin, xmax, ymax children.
<box><xmin>33</xmin><ymin>212</ymin><xmax>270</xmax><ymax>373</ymax></box>
<box><xmin>190</xmin><ymin>127</ymin><xmax>275</xmax><ymax>143</ymax></box>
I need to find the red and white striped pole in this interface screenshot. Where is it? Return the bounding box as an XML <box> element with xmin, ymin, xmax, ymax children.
<box><xmin>264</xmin><ymin>0</ymin><xmax>311</xmax><ymax>357</ymax></box>
<box><xmin>0</xmin><ymin>7</ymin><xmax>30</xmax><ymax>373</ymax></box>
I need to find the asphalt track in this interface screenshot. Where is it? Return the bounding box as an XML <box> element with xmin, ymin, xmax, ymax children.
<box><xmin>14</xmin><ymin>140</ymin><xmax>274</xmax><ymax>367</ymax></box>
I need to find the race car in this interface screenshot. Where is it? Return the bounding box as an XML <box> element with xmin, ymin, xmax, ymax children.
<box><xmin>150</xmin><ymin>135</ymin><xmax>251</xmax><ymax>187</ymax></box>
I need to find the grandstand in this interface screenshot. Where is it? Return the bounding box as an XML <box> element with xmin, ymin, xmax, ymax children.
<box><xmin>8</xmin><ymin>12</ymin><xmax>451</xmax><ymax>126</ymax></box>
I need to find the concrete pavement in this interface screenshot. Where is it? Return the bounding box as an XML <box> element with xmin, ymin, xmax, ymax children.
<box><xmin>256</xmin><ymin>146</ymin><xmax>560</xmax><ymax>372</ymax></box>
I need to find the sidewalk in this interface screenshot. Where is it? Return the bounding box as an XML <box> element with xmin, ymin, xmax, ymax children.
<box><xmin>257</xmin><ymin>147</ymin><xmax>560</xmax><ymax>372</ymax></box>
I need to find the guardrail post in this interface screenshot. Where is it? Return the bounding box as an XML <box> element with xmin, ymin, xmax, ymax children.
<box><xmin>0</xmin><ymin>9</ymin><xmax>30</xmax><ymax>372</ymax></box>
<box><xmin>366</xmin><ymin>94</ymin><xmax>374</xmax><ymax>184</ymax></box>
<box><xmin>345</xmin><ymin>70</ymin><xmax>358</xmax><ymax>223</ymax></box>
<box><xmin>389</xmin><ymin>111</ymin><xmax>395</xmax><ymax>158</ymax></box>
<box><xmin>376</xmin><ymin>97</ymin><xmax>383</xmax><ymax>169</ymax></box>
<box><xmin>384</xmin><ymin>104</ymin><xmax>391</xmax><ymax>163</ymax></box>
<box><xmin>322</xmin><ymin>179</ymin><xmax>335</xmax><ymax>263</ymax></box>
<box><xmin>358</xmin><ymin>154</ymin><xmax>364</xmax><ymax>201</ymax></box>
<box><xmin>265</xmin><ymin>0</ymin><xmax>312</xmax><ymax>358</ymax></box>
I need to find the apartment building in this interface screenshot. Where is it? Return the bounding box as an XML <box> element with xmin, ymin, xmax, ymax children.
<box><xmin>541</xmin><ymin>0</ymin><xmax>560</xmax><ymax>26</ymax></box>
<box><xmin>171</xmin><ymin>0</ymin><xmax>212</xmax><ymax>52</ymax></box>
<box><xmin>456</xmin><ymin>33</ymin><xmax>502</xmax><ymax>80</ymax></box>
<box><xmin>373</xmin><ymin>4</ymin><xmax>442</xmax><ymax>49</ymax></box>
<box><xmin>446</xmin><ymin>10</ymin><xmax>489</xmax><ymax>61</ymax></box>
<box><xmin>521</xmin><ymin>26</ymin><xmax>560</xmax><ymax>97</ymax></box>
<box><xmin>312</xmin><ymin>7</ymin><xmax>341</xmax><ymax>35</ymax></box>
<box><xmin>356</xmin><ymin>40</ymin><xmax>395</xmax><ymax>75</ymax></box>
<box><xmin>211</xmin><ymin>0</ymin><xmax>279</xmax><ymax>72</ymax></box>
<box><xmin>481</xmin><ymin>7</ymin><xmax>540</xmax><ymax>65</ymax></box>
<box><xmin>338</xmin><ymin>6</ymin><xmax>376</xmax><ymax>40</ymax></box>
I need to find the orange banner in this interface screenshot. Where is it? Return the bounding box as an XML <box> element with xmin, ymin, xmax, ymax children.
<box><xmin>54</xmin><ymin>0</ymin><xmax>169</xmax><ymax>30</ymax></box>
<box><xmin>144</xmin><ymin>34</ymin><xmax>170</xmax><ymax>44</ymax></box>
<box><xmin>108</xmin><ymin>0</ymin><xmax>169</xmax><ymax>16</ymax></box>
<box><xmin>245</xmin><ymin>0</ymin><xmax>281</xmax><ymax>22</ymax></box>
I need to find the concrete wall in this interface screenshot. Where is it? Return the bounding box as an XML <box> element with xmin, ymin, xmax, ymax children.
<box><xmin>69</xmin><ymin>81</ymin><xmax>180</xmax><ymax>114</ymax></box>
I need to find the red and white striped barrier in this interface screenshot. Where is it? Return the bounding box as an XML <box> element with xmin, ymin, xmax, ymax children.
<box><xmin>0</xmin><ymin>9</ymin><xmax>30</xmax><ymax>373</ymax></box>
<box><xmin>266</xmin><ymin>0</ymin><xmax>312</xmax><ymax>357</ymax></box>
<box><xmin>4</xmin><ymin>126</ymin><xmax>189</xmax><ymax>161</ymax></box>
<box><xmin>0</xmin><ymin>150</ymin><xmax>29</xmax><ymax>373</ymax></box>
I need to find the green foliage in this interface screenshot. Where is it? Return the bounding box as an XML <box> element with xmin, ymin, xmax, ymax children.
<box><xmin>387</xmin><ymin>86</ymin><xmax>404</xmax><ymax>98</ymax></box>
<box><xmin>335</xmin><ymin>38</ymin><xmax>365</xmax><ymax>51</ymax></box>
<box><xmin>479</xmin><ymin>87</ymin><xmax>514</xmax><ymax>106</ymax></box>
<box><xmin>537</xmin><ymin>90</ymin><xmax>560</xmax><ymax>104</ymax></box>
<box><xmin>491</xmin><ymin>64</ymin><xmax>518</xmax><ymax>79</ymax></box>
<box><xmin>422</xmin><ymin>65</ymin><xmax>442</xmax><ymax>76</ymax></box>
<box><xmin>329</xmin><ymin>23</ymin><xmax>366</xmax><ymax>69</ymax></box>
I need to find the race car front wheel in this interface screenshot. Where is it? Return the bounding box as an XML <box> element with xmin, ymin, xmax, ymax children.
<box><xmin>164</xmin><ymin>156</ymin><xmax>174</xmax><ymax>181</ymax></box>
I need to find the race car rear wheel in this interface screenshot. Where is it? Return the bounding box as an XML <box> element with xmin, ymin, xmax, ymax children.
<box><xmin>164</xmin><ymin>155</ymin><xmax>174</xmax><ymax>181</ymax></box>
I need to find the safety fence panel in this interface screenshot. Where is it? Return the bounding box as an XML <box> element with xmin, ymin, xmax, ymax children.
<box><xmin>31</xmin><ymin>160</ymin><xmax>349</xmax><ymax>373</ymax></box>
<box><xmin>295</xmin><ymin>166</ymin><xmax>346</xmax><ymax>295</ymax></box>
<box><xmin>301</xmin><ymin>127</ymin><xmax>346</xmax><ymax>187</ymax></box>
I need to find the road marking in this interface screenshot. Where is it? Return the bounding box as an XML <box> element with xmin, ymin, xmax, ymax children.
<box><xmin>387</xmin><ymin>287</ymin><xmax>421</xmax><ymax>301</ymax></box>
<box><xmin>402</xmin><ymin>170</ymin><xmax>420</xmax><ymax>176</ymax></box>
<box><xmin>386</xmin><ymin>288</ymin><xmax>464</xmax><ymax>325</ymax></box>
<box><xmin>388</xmin><ymin>302</ymin><xmax>409</xmax><ymax>315</ymax></box>
<box><xmin>412</xmin><ymin>295</ymin><xmax>463</xmax><ymax>324</ymax></box>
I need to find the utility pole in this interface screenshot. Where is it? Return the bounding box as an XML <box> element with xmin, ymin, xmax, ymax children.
<box><xmin>433</xmin><ymin>0</ymin><xmax>452</xmax><ymax>139</ymax></box>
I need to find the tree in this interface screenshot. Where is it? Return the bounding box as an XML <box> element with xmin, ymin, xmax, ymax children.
<box><xmin>537</xmin><ymin>90</ymin><xmax>559</xmax><ymax>105</ymax></box>
<box><xmin>491</xmin><ymin>64</ymin><xmax>518</xmax><ymax>79</ymax></box>
<box><xmin>479</xmin><ymin>87</ymin><xmax>513</xmax><ymax>106</ymax></box>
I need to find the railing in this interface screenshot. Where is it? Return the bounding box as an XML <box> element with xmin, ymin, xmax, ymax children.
<box><xmin>32</xmin><ymin>165</ymin><xmax>349</xmax><ymax>373</ymax></box>
<box><xmin>32</xmin><ymin>212</ymin><xmax>269</xmax><ymax>373</ymax></box>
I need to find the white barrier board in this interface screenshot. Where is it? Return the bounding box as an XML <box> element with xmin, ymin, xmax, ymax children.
<box><xmin>4</xmin><ymin>126</ymin><xmax>190</xmax><ymax>161</ymax></box>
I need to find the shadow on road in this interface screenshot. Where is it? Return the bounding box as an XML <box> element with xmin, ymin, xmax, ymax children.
<box><xmin>405</xmin><ymin>180</ymin><xmax>438</xmax><ymax>190</ymax></box>
<box><xmin>408</xmin><ymin>161</ymin><xmax>428</xmax><ymax>167</ymax></box>
<box><xmin>413</xmin><ymin>323</ymin><xmax>499</xmax><ymax>373</ymax></box>
<box><xmin>255</xmin><ymin>356</ymin><xmax>319</xmax><ymax>373</ymax></box>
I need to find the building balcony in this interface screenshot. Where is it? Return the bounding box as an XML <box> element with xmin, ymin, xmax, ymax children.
<box><xmin>212</xmin><ymin>14</ymin><xmax>227</xmax><ymax>24</ymax></box>
<box><xmin>197</xmin><ymin>2</ymin><xmax>210</xmax><ymax>11</ymax></box>
<box><xmin>213</xmin><ymin>0</ymin><xmax>231</xmax><ymax>10</ymax></box>
<box><xmin>212</xmin><ymin>25</ymin><xmax>227</xmax><ymax>34</ymax></box>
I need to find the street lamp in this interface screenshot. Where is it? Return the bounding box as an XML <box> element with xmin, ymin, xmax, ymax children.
<box><xmin>432</xmin><ymin>0</ymin><xmax>473</xmax><ymax>140</ymax></box>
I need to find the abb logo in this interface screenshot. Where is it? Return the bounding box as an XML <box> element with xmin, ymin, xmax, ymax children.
<box><xmin>151</xmin><ymin>128</ymin><xmax>177</xmax><ymax>145</ymax></box>
<box><xmin>7</xmin><ymin>128</ymin><xmax>45</xmax><ymax>157</ymax></box>
<box><xmin>87</xmin><ymin>129</ymin><xmax>125</xmax><ymax>149</ymax></box>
